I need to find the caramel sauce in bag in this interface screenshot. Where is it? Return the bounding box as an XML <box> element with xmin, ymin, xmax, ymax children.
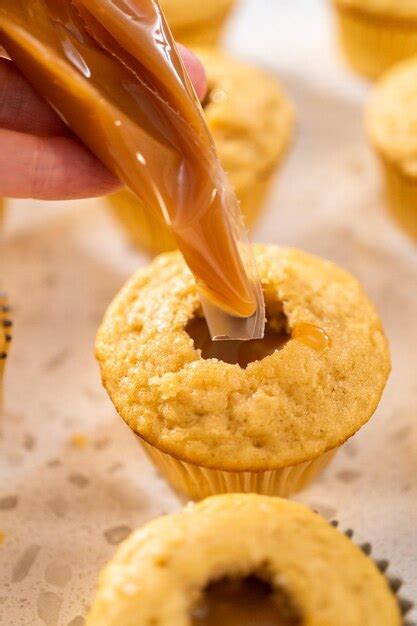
<box><xmin>0</xmin><ymin>0</ymin><xmax>265</xmax><ymax>340</ymax></box>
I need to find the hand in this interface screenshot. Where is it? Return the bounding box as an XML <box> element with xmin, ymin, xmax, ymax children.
<box><xmin>0</xmin><ymin>45</ymin><xmax>207</xmax><ymax>201</ymax></box>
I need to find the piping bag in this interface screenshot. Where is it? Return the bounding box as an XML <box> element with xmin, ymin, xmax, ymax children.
<box><xmin>0</xmin><ymin>0</ymin><xmax>265</xmax><ymax>341</ymax></box>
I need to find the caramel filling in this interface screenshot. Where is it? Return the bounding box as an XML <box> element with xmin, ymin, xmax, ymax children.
<box><xmin>186</xmin><ymin>314</ymin><xmax>289</xmax><ymax>369</ymax></box>
<box><xmin>186</xmin><ymin>310</ymin><xmax>329</xmax><ymax>368</ymax></box>
<box><xmin>0</xmin><ymin>0</ymin><xmax>264</xmax><ymax>330</ymax></box>
<box><xmin>191</xmin><ymin>576</ymin><xmax>303</xmax><ymax>626</ymax></box>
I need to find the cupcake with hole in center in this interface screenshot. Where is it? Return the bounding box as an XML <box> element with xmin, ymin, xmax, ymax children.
<box><xmin>332</xmin><ymin>0</ymin><xmax>417</xmax><ymax>79</ymax></box>
<box><xmin>85</xmin><ymin>494</ymin><xmax>402</xmax><ymax>626</ymax></box>
<box><xmin>96</xmin><ymin>245</ymin><xmax>390</xmax><ymax>499</ymax></box>
<box><xmin>160</xmin><ymin>0</ymin><xmax>236</xmax><ymax>47</ymax></box>
<box><xmin>366</xmin><ymin>56</ymin><xmax>417</xmax><ymax>239</ymax></box>
<box><xmin>108</xmin><ymin>48</ymin><xmax>294</xmax><ymax>254</ymax></box>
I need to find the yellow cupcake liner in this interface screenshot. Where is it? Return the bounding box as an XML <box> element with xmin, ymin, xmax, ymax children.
<box><xmin>334</xmin><ymin>5</ymin><xmax>417</xmax><ymax>79</ymax></box>
<box><xmin>138</xmin><ymin>436</ymin><xmax>338</xmax><ymax>500</ymax></box>
<box><xmin>172</xmin><ymin>6</ymin><xmax>234</xmax><ymax>48</ymax></box>
<box><xmin>380</xmin><ymin>158</ymin><xmax>417</xmax><ymax>240</ymax></box>
<box><xmin>108</xmin><ymin>189</ymin><xmax>176</xmax><ymax>254</ymax></box>
<box><xmin>108</xmin><ymin>190</ymin><xmax>176</xmax><ymax>253</ymax></box>
<box><xmin>108</xmin><ymin>174</ymin><xmax>274</xmax><ymax>255</ymax></box>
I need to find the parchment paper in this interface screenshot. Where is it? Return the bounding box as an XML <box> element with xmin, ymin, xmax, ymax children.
<box><xmin>1</xmin><ymin>1</ymin><xmax>416</xmax><ymax>623</ymax></box>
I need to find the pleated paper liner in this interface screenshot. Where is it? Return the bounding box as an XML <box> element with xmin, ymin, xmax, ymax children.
<box><xmin>138</xmin><ymin>435</ymin><xmax>338</xmax><ymax>500</ymax></box>
<box><xmin>334</xmin><ymin>4</ymin><xmax>417</xmax><ymax>80</ymax></box>
<box><xmin>380</xmin><ymin>158</ymin><xmax>417</xmax><ymax>240</ymax></box>
<box><xmin>329</xmin><ymin>521</ymin><xmax>415</xmax><ymax>625</ymax></box>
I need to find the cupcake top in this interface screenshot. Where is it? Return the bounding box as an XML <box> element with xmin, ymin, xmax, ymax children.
<box><xmin>367</xmin><ymin>56</ymin><xmax>417</xmax><ymax>178</ymax></box>
<box><xmin>86</xmin><ymin>494</ymin><xmax>401</xmax><ymax>626</ymax></box>
<box><xmin>334</xmin><ymin>0</ymin><xmax>417</xmax><ymax>19</ymax></box>
<box><xmin>96</xmin><ymin>245</ymin><xmax>390</xmax><ymax>472</ymax></box>
<box><xmin>197</xmin><ymin>48</ymin><xmax>294</xmax><ymax>196</ymax></box>
<box><xmin>160</xmin><ymin>0</ymin><xmax>235</xmax><ymax>29</ymax></box>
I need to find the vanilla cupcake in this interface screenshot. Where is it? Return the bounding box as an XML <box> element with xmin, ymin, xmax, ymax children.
<box><xmin>86</xmin><ymin>494</ymin><xmax>402</xmax><ymax>625</ymax></box>
<box><xmin>332</xmin><ymin>0</ymin><xmax>417</xmax><ymax>79</ymax></box>
<box><xmin>366</xmin><ymin>56</ymin><xmax>417</xmax><ymax>239</ymax></box>
<box><xmin>96</xmin><ymin>245</ymin><xmax>390</xmax><ymax>499</ymax></box>
<box><xmin>0</xmin><ymin>292</ymin><xmax>11</xmax><ymax>408</ymax></box>
<box><xmin>160</xmin><ymin>0</ymin><xmax>236</xmax><ymax>47</ymax></box>
<box><xmin>108</xmin><ymin>49</ymin><xmax>294</xmax><ymax>254</ymax></box>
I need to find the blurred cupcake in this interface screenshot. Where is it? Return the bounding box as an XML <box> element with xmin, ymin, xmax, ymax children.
<box><xmin>366</xmin><ymin>56</ymin><xmax>417</xmax><ymax>239</ymax></box>
<box><xmin>86</xmin><ymin>494</ymin><xmax>402</xmax><ymax>625</ymax></box>
<box><xmin>96</xmin><ymin>245</ymin><xmax>390</xmax><ymax>500</ymax></box>
<box><xmin>332</xmin><ymin>0</ymin><xmax>417</xmax><ymax>79</ymax></box>
<box><xmin>108</xmin><ymin>49</ymin><xmax>294</xmax><ymax>254</ymax></box>
<box><xmin>0</xmin><ymin>292</ymin><xmax>11</xmax><ymax>408</ymax></box>
<box><xmin>160</xmin><ymin>0</ymin><xmax>236</xmax><ymax>47</ymax></box>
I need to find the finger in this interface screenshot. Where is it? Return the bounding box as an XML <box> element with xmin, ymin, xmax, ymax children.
<box><xmin>0</xmin><ymin>45</ymin><xmax>207</xmax><ymax>138</ymax></box>
<box><xmin>178</xmin><ymin>45</ymin><xmax>208</xmax><ymax>101</ymax></box>
<box><xmin>0</xmin><ymin>128</ymin><xmax>121</xmax><ymax>200</ymax></box>
<box><xmin>0</xmin><ymin>59</ymin><xmax>67</xmax><ymax>136</ymax></box>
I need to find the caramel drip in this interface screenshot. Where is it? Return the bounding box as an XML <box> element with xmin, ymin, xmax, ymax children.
<box><xmin>292</xmin><ymin>322</ymin><xmax>331</xmax><ymax>353</ymax></box>
<box><xmin>0</xmin><ymin>0</ymin><xmax>263</xmax><ymax>326</ymax></box>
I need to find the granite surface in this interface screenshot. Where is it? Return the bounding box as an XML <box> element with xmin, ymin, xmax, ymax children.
<box><xmin>0</xmin><ymin>1</ymin><xmax>416</xmax><ymax>623</ymax></box>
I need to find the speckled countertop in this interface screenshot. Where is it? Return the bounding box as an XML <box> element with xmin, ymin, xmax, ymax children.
<box><xmin>0</xmin><ymin>1</ymin><xmax>416</xmax><ymax>624</ymax></box>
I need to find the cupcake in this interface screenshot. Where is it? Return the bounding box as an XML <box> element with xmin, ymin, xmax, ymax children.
<box><xmin>0</xmin><ymin>292</ymin><xmax>11</xmax><ymax>408</ymax></box>
<box><xmin>366</xmin><ymin>56</ymin><xmax>417</xmax><ymax>239</ymax></box>
<box><xmin>332</xmin><ymin>0</ymin><xmax>417</xmax><ymax>79</ymax></box>
<box><xmin>160</xmin><ymin>0</ymin><xmax>236</xmax><ymax>47</ymax></box>
<box><xmin>96</xmin><ymin>245</ymin><xmax>390</xmax><ymax>500</ymax></box>
<box><xmin>86</xmin><ymin>494</ymin><xmax>403</xmax><ymax>625</ymax></box>
<box><xmin>108</xmin><ymin>49</ymin><xmax>294</xmax><ymax>254</ymax></box>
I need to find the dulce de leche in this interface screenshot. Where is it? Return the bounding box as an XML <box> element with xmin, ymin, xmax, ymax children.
<box><xmin>0</xmin><ymin>0</ymin><xmax>265</xmax><ymax>339</ymax></box>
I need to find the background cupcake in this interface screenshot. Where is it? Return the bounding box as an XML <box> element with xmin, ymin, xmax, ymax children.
<box><xmin>96</xmin><ymin>245</ymin><xmax>390</xmax><ymax>500</ymax></box>
<box><xmin>160</xmin><ymin>0</ymin><xmax>237</xmax><ymax>47</ymax></box>
<box><xmin>108</xmin><ymin>48</ymin><xmax>294</xmax><ymax>254</ymax></box>
<box><xmin>332</xmin><ymin>0</ymin><xmax>417</xmax><ymax>79</ymax></box>
<box><xmin>366</xmin><ymin>56</ymin><xmax>417</xmax><ymax>239</ymax></box>
<box><xmin>86</xmin><ymin>495</ymin><xmax>402</xmax><ymax>626</ymax></box>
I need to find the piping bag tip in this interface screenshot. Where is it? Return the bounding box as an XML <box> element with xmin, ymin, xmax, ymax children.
<box><xmin>201</xmin><ymin>294</ymin><xmax>265</xmax><ymax>342</ymax></box>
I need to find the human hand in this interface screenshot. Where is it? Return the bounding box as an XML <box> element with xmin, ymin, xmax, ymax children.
<box><xmin>0</xmin><ymin>45</ymin><xmax>207</xmax><ymax>201</ymax></box>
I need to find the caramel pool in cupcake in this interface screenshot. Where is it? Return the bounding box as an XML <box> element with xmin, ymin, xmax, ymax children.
<box><xmin>332</xmin><ymin>0</ymin><xmax>417</xmax><ymax>79</ymax></box>
<box><xmin>366</xmin><ymin>56</ymin><xmax>417</xmax><ymax>239</ymax></box>
<box><xmin>160</xmin><ymin>0</ymin><xmax>236</xmax><ymax>47</ymax></box>
<box><xmin>108</xmin><ymin>49</ymin><xmax>294</xmax><ymax>254</ymax></box>
<box><xmin>96</xmin><ymin>245</ymin><xmax>390</xmax><ymax>499</ymax></box>
<box><xmin>86</xmin><ymin>494</ymin><xmax>402</xmax><ymax>626</ymax></box>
